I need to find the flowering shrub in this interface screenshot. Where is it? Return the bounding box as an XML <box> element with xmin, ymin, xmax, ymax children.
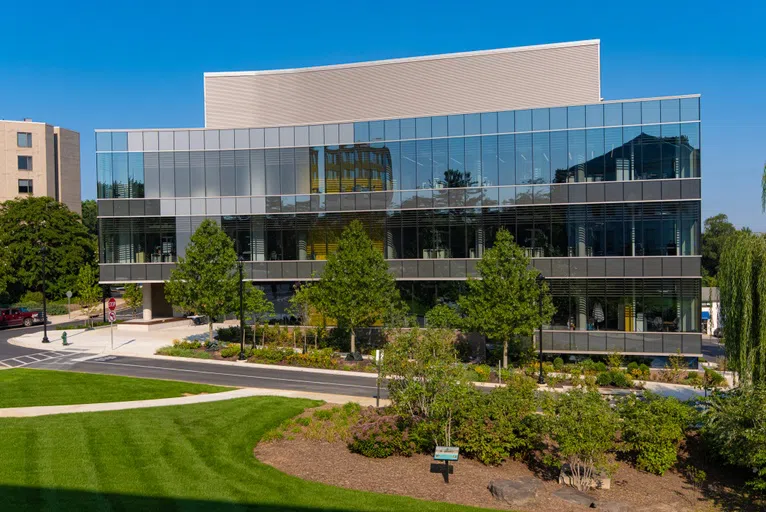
<box><xmin>247</xmin><ymin>347</ymin><xmax>341</xmax><ymax>369</ymax></box>
<box><xmin>348</xmin><ymin>407</ymin><xmax>416</xmax><ymax>458</ymax></box>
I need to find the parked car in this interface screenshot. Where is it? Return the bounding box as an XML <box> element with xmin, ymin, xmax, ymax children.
<box><xmin>0</xmin><ymin>308</ymin><xmax>42</xmax><ymax>328</ymax></box>
<box><xmin>713</xmin><ymin>327</ymin><xmax>722</xmax><ymax>338</ymax></box>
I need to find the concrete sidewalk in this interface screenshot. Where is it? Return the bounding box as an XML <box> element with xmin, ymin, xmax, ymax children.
<box><xmin>0</xmin><ymin>386</ymin><xmax>387</xmax><ymax>418</ymax></box>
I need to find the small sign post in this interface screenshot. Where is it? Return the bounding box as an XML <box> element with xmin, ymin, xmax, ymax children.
<box><xmin>108</xmin><ymin>310</ymin><xmax>116</xmax><ymax>350</ymax></box>
<box><xmin>375</xmin><ymin>349</ymin><xmax>383</xmax><ymax>408</ymax></box>
<box><xmin>66</xmin><ymin>291</ymin><xmax>72</xmax><ymax>319</ymax></box>
<box><xmin>434</xmin><ymin>446</ymin><xmax>459</xmax><ymax>483</ymax></box>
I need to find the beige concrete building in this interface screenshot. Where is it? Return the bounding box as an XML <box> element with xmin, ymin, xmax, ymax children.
<box><xmin>0</xmin><ymin>119</ymin><xmax>81</xmax><ymax>214</ymax></box>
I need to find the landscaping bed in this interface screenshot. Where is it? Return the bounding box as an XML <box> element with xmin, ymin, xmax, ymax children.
<box><xmin>255</xmin><ymin>404</ymin><xmax>740</xmax><ymax>512</ymax></box>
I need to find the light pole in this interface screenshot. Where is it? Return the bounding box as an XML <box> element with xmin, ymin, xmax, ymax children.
<box><xmin>40</xmin><ymin>244</ymin><xmax>50</xmax><ymax>344</ymax></box>
<box><xmin>238</xmin><ymin>256</ymin><xmax>246</xmax><ymax>361</ymax></box>
<box><xmin>536</xmin><ymin>273</ymin><xmax>545</xmax><ymax>385</ymax></box>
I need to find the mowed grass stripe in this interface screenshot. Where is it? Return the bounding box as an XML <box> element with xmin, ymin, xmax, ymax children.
<box><xmin>0</xmin><ymin>397</ymin><xmax>493</xmax><ymax>511</ymax></box>
<box><xmin>0</xmin><ymin>368</ymin><xmax>232</xmax><ymax>408</ymax></box>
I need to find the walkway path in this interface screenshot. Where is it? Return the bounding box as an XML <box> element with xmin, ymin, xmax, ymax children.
<box><xmin>0</xmin><ymin>386</ymin><xmax>386</xmax><ymax>418</ymax></box>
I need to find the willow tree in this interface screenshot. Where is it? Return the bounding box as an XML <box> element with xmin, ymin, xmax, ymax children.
<box><xmin>719</xmin><ymin>231</ymin><xmax>766</xmax><ymax>385</ymax></box>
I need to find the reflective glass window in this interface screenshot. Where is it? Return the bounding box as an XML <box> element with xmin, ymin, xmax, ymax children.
<box><xmin>369</xmin><ymin>121</ymin><xmax>384</xmax><ymax>142</ymax></box>
<box><xmin>265</xmin><ymin>128</ymin><xmax>280</xmax><ymax>147</ymax></box>
<box><xmin>515</xmin><ymin>110</ymin><xmax>532</xmax><ymax>132</ymax></box>
<box><xmin>387</xmin><ymin>142</ymin><xmax>400</xmax><ymax>190</ymax></box>
<box><xmin>661</xmin><ymin>99</ymin><xmax>680</xmax><ymax>123</ymax></box>
<box><xmin>157</xmin><ymin>152</ymin><xmax>174</xmax><ymax>198</ymax></box>
<box><xmin>417</xmin><ymin>140</ymin><xmax>432</xmax><ymax>189</ymax></box>
<box><xmin>568</xmin><ymin>130</ymin><xmax>586</xmax><ymax>182</ymax></box>
<box><xmin>623</xmin><ymin>102</ymin><xmax>641</xmax><ymax>125</ymax></box>
<box><xmin>190</xmin><ymin>131</ymin><xmax>205</xmax><ymax>150</ymax></box>
<box><xmin>170</xmin><ymin>152</ymin><xmax>189</xmax><ymax>199</ymax></box>
<box><xmin>128</xmin><ymin>153</ymin><xmax>144</xmax><ymax>198</ymax></box>
<box><xmin>416</xmin><ymin>117</ymin><xmax>431</xmax><ymax>139</ymax></box>
<box><xmin>432</xmin><ymin>116</ymin><xmax>448</xmax><ymax>137</ymax></box>
<box><xmin>661</xmin><ymin>124</ymin><xmax>681</xmax><ymax>179</ymax></box>
<box><xmin>604</xmin><ymin>128</ymin><xmax>623</xmax><ymax>181</ymax></box>
<box><xmin>515</xmin><ymin>133</ymin><xmax>533</xmax><ymax>184</ymax></box>
<box><xmin>498</xmin><ymin>111</ymin><xmax>514</xmax><ymax>133</ymax></box>
<box><xmin>481</xmin><ymin>135</ymin><xmax>498</xmax><ymax>187</ymax></box>
<box><xmin>481</xmin><ymin>112</ymin><xmax>497</xmax><ymax>134</ymax></box>
<box><xmin>532</xmin><ymin>108</ymin><xmax>549</xmax><ymax>131</ymax></box>
<box><xmin>324</xmin><ymin>125</ymin><xmax>339</xmax><ymax>145</ymax></box>
<box><xmin>159</xmin><ymin>131</ymin><xmax>174</xmax><ymax>151</ymax></box>
<box><xmin>295</xmin><ymin>147</ymin><xmax>310</xmax><ymax>194</ymax></box>
<box><xmin>432</xmin><ymin>139</ymin><xmax>448</xmax><ymax>188</ymax></box>
<box><xmin>308</xmin><ymin>126</ymin><xmax>323</xmax><ymax>146</ymax></box>
<box><xmin>680</xmin><ymin>123</ymin><xmax>700</xmax><ymax>178</ymax></box>
<box><xmin>235</xmin><ymin>129</ymin><xmax>250</xmax><ymax>149</ymax></box>
<box><xmin>550</xmin><ymin>131</ymin><xmax>568</xmax><ymax>184</ymax></box>
<box><xmin>190</xmin><ymin>151</ymin><xmax>205</xmax><ymax>197</ymax></box>
<box><xmin>641</xmin><ymin>125</ymin><xmax>662</xmax><ymax>179</ymax></box>
<box><xmin>279</xmin><ymin>127</ymin><xmax>295</xmax><ymax>147</ymax></box>
<box><xmin>114</xmin><ymin>153</ymin><xmax>130</xmax><ymax>198</ymax></box>
<box><xmin>642</xmin><ymin>100</ymin><xmax>661</xmax><ymax>124</ymax></box>
<box><xmin>265</xmin><ymin>149</ymin><xmax>281</xmax><ymax>195</ymax></box>
<box><xmin>144</xmin><ymin>153</ymin><xmax>159</xmax><ymax>198</ymax></box>
<box><xmin>144</xmin><ymin>131</ymin><xmax>159</xmax><ymax>151</ymax></box>
<box><xmin>448</xmin><ymin>115</ymin><xmax>463</xmax><ymax>137</ymax></box>
<box><xmin>204</xmin><ymin>130</ymin><xmax>219</xmax><ymax>150</ymax></box>
<box><xmin>604</xmin><ymin>103</ymin><xmax>622</xmax><ymax>126</ymax></box>
<box><xmin>550</xmin><ymin>107</ymin><xmax>567</xmax><ymax>130</ymax></box>
<box><xmin>465</xmin><ymin>136</ymin><xmax>481</xmax><ymax>187</ymax></box>
<box><xmin>586</xmin><ymin>129</ymin><xmax>605</xmax><ymax>182</ymax></box>
<box><xmin>220</xmin><ymin>151</ymin><xmax>236</xmax><ymax>196</ymax></box>
<box><xmin>384</xmin><ymin>119</ymin><xmax>399</xmax><ymax>141</ymax></box>
<box><xmin>498</xmin><ymin>134</ymin><xmax>515</xmax><ymax>186</ymax></box>
<box><xmin>622</xmin><ymin>126</ymin><xmax>641</xmax><ymax>180</ymax></box>
<box><xmin>97</xmin><ymin>153</ymin><xmax>112</xmax><ymax>198</ymax></box>
<box><xmin>236</xmin><ymin>150</ymin><xmax>251</xmax><ymax>195</ymax></box>
<box><xmin>533</xmin><ymin>132</ymin><xmax>550</xmax><ymax>184</ymax></box>
<box><xmin>464</xmin><ymin>114</ymin><xmax>480</xmax><ymax>136</ymax></box>
<box><xmin>340</xmin><ymin>146</ymin><xmax>355</xmax><ymax>192</ymax></box>
<box><xmin>400</xmin><ymin>118</ymin><xmax>416</xmax><ymax>139</ymax></box>
<box><xmin>568</xmin><ymin>106</ymin><xmax>585</xmax><ymax>128</ymax></box>
<box><xmin>586</xmin><ymin>104</ymin><xmax>603</xmax><ymax>128</ymax></box>
<box><xmin>96</xmin><ymin>132</ymin><xmax>111</xmax><ymax>151</ymax></box>
<box><xmin>447</xmin><ymin>138</ymin><xmax>464</xmax><ymax>187</ymax></box>
<box><xmin>354</xmin><ymin>122</ymin><xmax>369</xmax><ymax>143</ymax></box>
<box><xmin>400</xmin><ymin>141</ymin><xmax>417</xmax><ymax>190</ymax></box>
<box><xmin>280</xmin><ymin>148</ymin><xmax>296</xmax><ymax>195</ymax></box>
<box><xmin>250</xmin><ymin>149</ymin><xmax>266</xmax><ymax>195</ymax></box>
<box><xmin>112</xmin><ymin>132</ymin><xmax>128</xmax><ymax>151</ymax></box>
<box><xmin>680</xmin><ymin>97</ymin><xmax>700</xmax><ymax>121</ymax></box>
<box><xmin>309</xmin><ymin>147</ymin><xmax>325</xmax><ymax>194</ymax></box>
<box><xmin>220</xmin><ymin>130</ymin><xmax>235</xmax><ymax>149</ymax></box>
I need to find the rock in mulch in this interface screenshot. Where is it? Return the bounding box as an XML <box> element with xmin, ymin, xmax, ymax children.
<box><xmin>552</xmin><ymin>486</ymin><xmax>597</xmax><ymax>507</ymax></box>
<box><xmin>488</xmin><ymin>477</ymin><xmax>544</xmax><ymax>506</ymax></box>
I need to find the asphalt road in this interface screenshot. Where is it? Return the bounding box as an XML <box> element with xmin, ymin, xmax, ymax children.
<box><xmin>0</xmin><ymin>324</ymin><xmax>384</xmax><ymax>399</ymax></box>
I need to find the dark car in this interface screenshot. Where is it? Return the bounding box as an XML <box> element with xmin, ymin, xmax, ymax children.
<box><xmin>0</xmin><ymin>308</ymin><xmax>42</xmax><ymax>328</ymax></box>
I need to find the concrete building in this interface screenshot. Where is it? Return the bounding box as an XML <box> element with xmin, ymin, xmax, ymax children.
<box><xmin>0</xmin><ymin>119</ymin><xmax>81</xmax><ymax>214</ymax></box>
<box><xmin>701</xmin><ymin>287</ymin><xmax>720</xmax><ymax>336</ymax></box>
<box><xmin>95</xmin><ymin>40</ymin><xmax>702</xmax><ymax>356</ymax></box>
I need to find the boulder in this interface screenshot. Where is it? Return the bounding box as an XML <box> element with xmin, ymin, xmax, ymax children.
<box><xmin>552</xmin><ymin>486</ymin><xmax>597</xmax><ymax>507</ymax></box>
<box><xmin>597</xmin><ymin>501</ymin><xmax>632</xmax><ymax>512</ymax></box>
<box><xmin>488</xmin><ymin>477</ymin><xmax>543</xmax><ymax>506</ymax></box>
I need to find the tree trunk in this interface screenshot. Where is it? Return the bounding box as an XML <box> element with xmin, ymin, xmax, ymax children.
<box><xmin>503</xmin><ymin>340</ymin><xmax>509</xmax><ymax>369</ymax></box>
<box><xmin>350</xmin><ymin>329</ymin><xmax>356</xmax><ymax>354</ymax></box>
<box><xmin>208</xmin><ymin>321</ymin><xmax>214</xmax><ymax>347</ymax></box>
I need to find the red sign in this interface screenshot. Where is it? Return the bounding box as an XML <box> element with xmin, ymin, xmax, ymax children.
<box><xmin>107</xmin><ymin>298</ymin><xmax>117</xmax><ymax>311</ymax></box>
<box><xmin>108</xmin><ymin>311</ymin><xmax>116</xmax><ymax>323</ymax></box>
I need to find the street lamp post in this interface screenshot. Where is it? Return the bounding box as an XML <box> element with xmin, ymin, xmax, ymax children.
<box><xmin>40</xmin><ymin>245</ymin><xmax>50</xmax><ymax>344</ymax></box>
<box><xmin>238</xmin><ymin>256</ymin><xmax>246</xmax><ymax>361</ymax></box>
<box><xmin>536</xmin><ymin>274</ymin><xmax>545</xmax><ymax>385</ymax></box>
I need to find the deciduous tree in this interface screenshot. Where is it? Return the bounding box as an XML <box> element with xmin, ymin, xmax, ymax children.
<box><xmin>701</xmin><ymin>214</ymin><xmax>737</xmax><ymax>286</ymax></box>
<box><xmin>165</xmin><ymin>219</ymin><xmax>238</xmax><ymax>345</ymax></box>
<box><xmin>76</xmin><ymin>264</ymin><xmax>101</xmax><ymax>328</ymax></box>
<box><xmin>0</xmin><ymin>197</ymin><xmax>96</xmax><ymax>302</ymax></box>
<box><xmin>123</xmin><ymin>283</ymin><xmax>143</xmax><ymax>319</ymax></box>
<box><xmin>243</xmin><ymin>283</ymin><xmax>274</xmax><ymax>345</ymax></box>
<box><xmin>311</xmin><ymin>220</ymin><xmax>402</xmax><ymax>354</ymax></box>
<box><xmin>459</xmin><ymin>228</ymin><xmax>554</xmax><ymax>368</ymax></box>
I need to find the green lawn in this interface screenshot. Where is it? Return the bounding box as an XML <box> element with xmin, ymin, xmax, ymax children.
<box><xmin>0</xmin><ymin>396</ymin><xmax>490</xmax><ymax>511</ymax></box>
<box><xmin>0</xmin><ymin>369</ymin><xmax>232</xmax><ymax>408</ymax></box>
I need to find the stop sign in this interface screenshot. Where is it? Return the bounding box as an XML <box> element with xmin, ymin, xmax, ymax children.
<box><xmin>107</xmin><ymin>298</ymin><xmax>117</xmax><ymax>311</ymax></box>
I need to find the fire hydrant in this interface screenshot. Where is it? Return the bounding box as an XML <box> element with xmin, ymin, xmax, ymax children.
<box><xmin>62</xmin><ymin>331</ymin><xmax>70</xmax><ymax>346</ymax></box>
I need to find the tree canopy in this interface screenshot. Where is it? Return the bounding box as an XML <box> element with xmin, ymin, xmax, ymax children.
<box><xmin>701</xmin><ymin>214</ymin><xmax>738</xmax><ymax>286</ymax></box>
<box><xmin>309</xmin><ymin>220</ymin><xmax>402</xmax><ymax>353</ymax></box>
<box><xmin>719</xmin><ymin>230</ymin><xmax>766</xmax><ymax>385</ymax></box>
<box><xmin>459</xmin><ymin>228</ymin><xmax>554</xmax><ymax>368</ymax></box>
<box><xmin>0</xmin><ymin>197</ymin><xmax>96</xmax><ymax>303</ymax></box>
<box><xmin>81</xmin><ymin>199</ymin><xmax>99</xmax><ymax>237</ymax></box>
<box><xmin>76</xmin><ymin>263</ymin><xmax>102</xmax><ymax>328</ymax></box>
<box><xmin>165</xmin><ymin>219</ymin><xmax>239</xmax><ymax>344</ymax></box>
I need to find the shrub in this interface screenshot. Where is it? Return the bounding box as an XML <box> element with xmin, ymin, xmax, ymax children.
<box><xmin>553</xmin><ymin>357</ymin><xmax>564</xmax><ymax>371</ymax></box>
<box><xmin>638</xmin><ymin>364</ymin><xmax>651</xmax><ymax>379</ymax></box>
<box><xmin>596</xmin><ymin>370</ymin><xmax>633</xmax><ymax>388</ymax></box>
<box><xmin>454</xmin><ymin>375</ymin><xmax>539</xmax><ymax>465</ymax></box>
<box><xmin>20</xmin><ymin>291</ymin><xmax>44</xmax><ymax>303</ymax></box>
<box><xmin>683</xmin><ymin>372</ymin><xmax>702</xmax><ymax>387</ymax></box>
<box><xmin>155</xmin><ymin>346</ymin><xmax>211</xmax><ymax>359</ymax></box>
<box><xmin>594</xmin><ymin>362</ymin><xmax>607</xmax><ymax>373</ymax></box>
<box><xmin>216</xmin><ymin>326</ymin><xmax>246</xmax><ymax>342</ymax></box>
<box><xmin>702</xmin><ymin>368</ymin><xmax>727</xmax><ymax>391</ymax></box>
<box><xmin>472</xmin><ymin>364</ymin><xmax>492</xmax><ymax>382</ymax></box>
<box><xmin>348</xmin><ymin>408</ymin><xmax>415</xmax><ymax>458</ymax></box>
<box><xmin>173</xmin><ymin>339</ymin><xmax>202</xmax><ymax>350</ymax></box>
<box><xmin>627</xmin><ymin>362</ymin><xmax>639</xmax><ymax>374</ymax></box>
<box><xmin>596</xmin><ymin>372</ymin><xmax>612</xmax><ymax>387</ymax></box>
<box><xmin>219</xmin><ymin>343</ymin><xmax>243</xmax><ymax>358</ymax></box>
<box><xmin>549</xmin><ymin>390</ymin><xmax>619</xmax><ymax>491</ymax></box>
<box><xmin>701</xmin><ymin>385</ymin><xmax>766</xmax><ymax>491</ymax></box>
<box><xmin>607</xmin><ymin>351</ymin><xmax>623</xmax><ymax>369</ymax></box>
<box><xmin>618</xmin><ymin>392</ymin><xmax>695</xmax><ymax>475</ymax></box>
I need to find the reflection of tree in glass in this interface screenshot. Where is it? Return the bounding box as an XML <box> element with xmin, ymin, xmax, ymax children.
<box><xmin>430</xmin><ymin>169</ymin><xmax>477</xmax><ymax>189</ymax></box>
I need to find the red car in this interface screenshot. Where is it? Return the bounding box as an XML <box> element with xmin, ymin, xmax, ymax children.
<box><xmin>0</xmin><ymin>308</ymin><xmax>42</xmax><ymax>328</ymax></box>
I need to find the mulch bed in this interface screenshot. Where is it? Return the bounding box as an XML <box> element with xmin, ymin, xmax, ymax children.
<box><xmin>255</xmin><ymin>437</ymin><xmax>734</xmax><ymax>512</ymax></box>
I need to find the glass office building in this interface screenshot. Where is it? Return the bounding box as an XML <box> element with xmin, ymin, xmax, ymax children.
<box><xmin>96</xmin><ymin>41</ymin><xmax>702</xmax><ymax>355</ymax></box>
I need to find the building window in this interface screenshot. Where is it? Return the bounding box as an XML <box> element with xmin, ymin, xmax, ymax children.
<box><xmin>18</xmin><ymin>179</ymin><xmax>33</xmax><ymax>194</ymax></box>
<box><xmin>17</xmin><ymin>132</ymin><xmax>32</xmax><ymax>147</ymax></box>
<box><xmin>18</xmin><ymin>155</ymin><xmax>32</xmax><ymax>170</ymax></box>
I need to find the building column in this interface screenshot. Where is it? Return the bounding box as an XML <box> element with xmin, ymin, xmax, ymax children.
<box><xmin>142</xmin><ymin>283</ymin><xmax>173</xmax><ymax>320</ymax></box>
<box><xmin>143</xmin><ymin>283</ymin><xmax>153</xmax><ymax>320</ymax></box>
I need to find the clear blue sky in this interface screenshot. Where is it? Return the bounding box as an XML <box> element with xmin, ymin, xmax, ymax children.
<box><xmin>2</xmin><ymin>0</ymin><xmax>764</xmax><ymax>230</ymax></box>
